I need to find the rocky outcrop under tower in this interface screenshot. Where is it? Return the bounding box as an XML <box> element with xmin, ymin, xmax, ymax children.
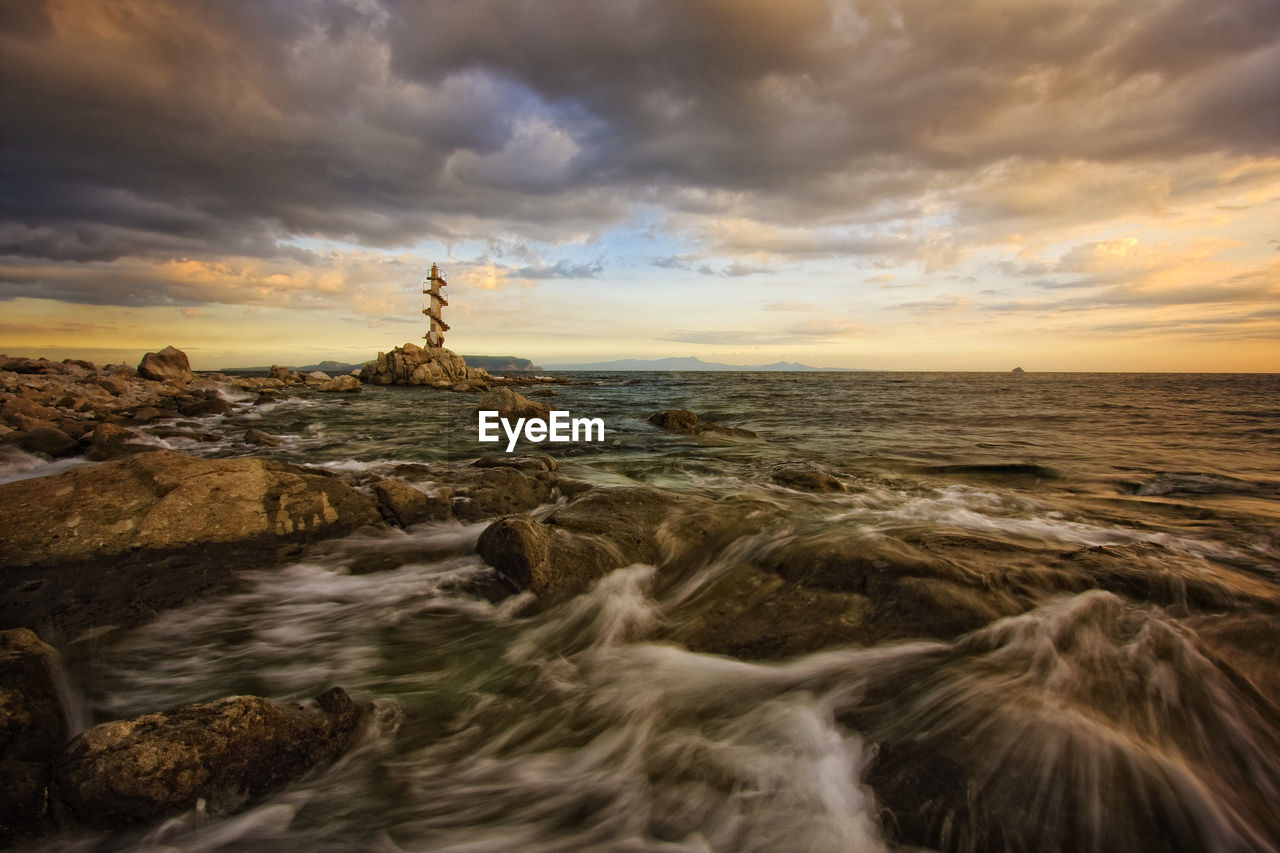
<box><xmin>358</xmin><ymin>343</ymin><xmax>492</xmax><ymax>390</ymax></box>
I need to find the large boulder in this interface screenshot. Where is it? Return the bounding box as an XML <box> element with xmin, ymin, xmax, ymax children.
<box><xmin>647</xmin><ymin>409</ymin><xmax>699</xmax><ymax>432</ymax></box>
<box><xmin>0</xmin><ymin>629</ymin><xmax>70</xmax><ymax>845</ymax></box>
<box><xmin>476</xmin><ymin>514</ymin><xmax>624</xmax><ymax>603</ymax></box>
<box><xmin>451</xmin><ymin>466</ymin><xmax>554</xmax><ymax>520</ymax></box>
<box><xmin>243</xmin><ymin>427</ymin><xmax>284</xmax><ymax>447</ymax></box>
<box><xmin>373</xmin><ymin>479</ymin><xmax>452</xmax><ymax>526</ymax></box>
<box><xmin>54</xmin><ymin>688</ymin><xmax>369</xmax><ymax>829</ymax></box>
<box><xmin>767</xmin><ymin>461</ymin><xmax>846</xmax><ymax>492</ymax></box>
<box><xmin>550</xmin><ymin>485</ymin><xmax>695</xmax><ymax>564</ymax></box>
<box><xmin>670</xmin><ymin>528</ymin><xmax>1022</xmax><ymax>659</ymax></box>
<box><xmin>175</xmin><ymin>391</ymin><xmax>233</xmax><ymax>417</ymax></box>
<box><xmin>136</xmin><ymin>346</ymin><xmax>193</xmax><ymax>385</ymax></box>
<box><xmin>83</xmin><ymin>422</ymin><xmax>146</xmax><ymax>461</ymax></box>
<box><xmin>0</xmin><ymin>450</ymin><xmax>379</xmax><ymax>565</ymax></box>
<box><xmin>0</xmin><ymin>426</ymin><xmax>80</xmax><ymax>459</ymax></box>
<box><xmin>477</xmin><ymin>387</ymin><xmax>552</xmax><ymax>421</ymax></box>
<box><xmin>648</xmin><ymin>410</ymin><xmax>757</xmax><ymax>438</ymax></box>
<box><xmin>267</xmin><ymin>364</ymin><xmax>301</xmax><ymax>384</ymax></box>
<box><xmin>0</xmin><ymin>450</ymin><xmax>381</xmax><ymax>635</ymax></box>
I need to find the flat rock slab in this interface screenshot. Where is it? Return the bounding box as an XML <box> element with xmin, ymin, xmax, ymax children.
<box><xmin>55</xmin><ymin>688</ymin><xmax>368</xmax><ymax>829</ymax></box>
<box><xmin>0</xmin><ymin>450</ymin><xmax>380</xmax><ymax>636</ymax></box>
<box><xmin>0</xmin><ymin>450</ymin><xmax>379</xmax><ymax>567</ymax></box>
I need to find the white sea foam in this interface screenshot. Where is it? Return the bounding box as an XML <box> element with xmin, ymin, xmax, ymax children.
<box><xmin>0</xmin><ymin>445</ymin><xmax>90</xmax><ymax>484</ymax></box>
<box><xmin>824</xmin><ymin>483</ymin><xmax>1250</xmax><ymax>560</ymax></box>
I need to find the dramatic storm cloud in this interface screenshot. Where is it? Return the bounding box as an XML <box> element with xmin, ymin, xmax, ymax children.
<box><xmin>1</xmin><ymin>0</ymin><xmax>1277</xmax><ymax>368</ymax></box>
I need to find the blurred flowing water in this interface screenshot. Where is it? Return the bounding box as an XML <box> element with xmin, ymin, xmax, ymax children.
<box><xmin>26</xmin><ymin>372</ymin><xmax>1280</xmax><ymax>852</ymax></box>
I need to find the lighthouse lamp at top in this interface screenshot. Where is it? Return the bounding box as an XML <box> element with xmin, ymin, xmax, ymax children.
<box><xmin>423</xmin><ymin>262</ymin><xmax>449</xmax><ymax>348</ymax></box>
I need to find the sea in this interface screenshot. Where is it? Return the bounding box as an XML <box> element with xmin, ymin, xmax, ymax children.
<box><xmin>7</xmin><ymin>371</ymin><xmax>1280</xmax><ymax>852</ymax></box>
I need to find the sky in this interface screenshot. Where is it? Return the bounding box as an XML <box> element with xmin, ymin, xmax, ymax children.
<box><xmin>1</xmin><ymin>0</ymin><xmax>1277</xmax><ymax>371</ymax></box>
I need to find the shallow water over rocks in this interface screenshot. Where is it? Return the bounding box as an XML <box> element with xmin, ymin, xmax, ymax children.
<box><xmin>9</xmin><ymin>371</ymin><xmax>1279</xmax><ymax>851</ymax></box>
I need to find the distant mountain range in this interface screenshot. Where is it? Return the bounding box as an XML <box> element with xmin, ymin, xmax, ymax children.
<box><xmin>542</xmin><ymin>356</ymin><xmax>849</xmax><ymax>371</ymax></box>
<box><xmin>222</xmin><ymin>355</ymin><xmax>848</xmax><ymax>375</ymax></box>
<box><xmin>461</xmin><ymin>355</ymin><xmax>540</xmax><ymax>372</ymax></box>
<box><xmin>219</xmin><ymin>360</ymin><xmax>364</xmax><ymax>375</ymax></box>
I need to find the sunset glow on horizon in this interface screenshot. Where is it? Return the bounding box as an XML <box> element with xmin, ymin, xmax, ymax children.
<box><xmin>1</xmin><ymin>0</ymin><xmax>1277</xmax><ymax>371</ymax></box>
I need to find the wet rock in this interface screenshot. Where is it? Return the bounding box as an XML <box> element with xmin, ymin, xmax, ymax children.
<box><xmin>128</xmin><ymin>405</ymin><xmax>172</xmax><ymax>424</ymax></box>
<box><xmin>477</xmin><ymin>514</ymin><xmax>623</xmax><ymax>602</ymax></box>
<box><xmin>648</xmin><ymin>409</ymin><xmax>757</xmax><ymax>439</ymax></box>
<box><xmin>243</xmin><ymin>427</ymin><xmax>284</xmax><ymax>447</ymax></box>
<box><xmin>136</xmin><ymin>346</ymin><xmax>193</xmax><ymax>385</ymax></box>
<box><xmin>768</xmin><ymin>462</ymin><xmax>846</xmax><ymax>492</ymax></box>
<box><xmin>767</xmin><ymin>536</ymin><xmax>1015</xmax><ymax>638</ymax></box>
<box><xmin>476</xmin><ymin>514</ymin><xmax>548</xmax><ymax>590</ymax></box>
<box><xmin>0</xmin><ymin>450</ymin><xmax>381</xmax><ymax>635</ymax></box>
<box><xmin>668</xmin><ymin>530</ymin><xmax>1023</xmax><ymax>660</ymax></box>
<box><xmin>373</xmin><ymin>479</ymin><xmax>452</xmax><ymax>526</ymax></box>
<box><xmin>318</xmin><ymin>374</ymin><xmax>361</xmax><ymax>392</ymax></box>
<box><xmin>550</xmin><ymin>485</ymin><xmax>691</xmax><ymax>564</ymax></box>
<box><xmin>84</xmin><ymin>422</ymin><xmax>146</xmax><ymax>461</ymax></box>
<box><xmin>759</xmin><ymin>535</ymin><xmax>932</xmax><ymax>595</ymax></box>
<box><xmin>648</xmin><ymin>409</ymin><xmax>699</xmax><ymax>432</ymax></box>
<box><xmin>476</xmin><ymin>387</ymin><xmax>551</xmax><ymax>421</ymax></box>
<box><xmin>54</xmin><ymin>688</ymin><xmax>369</xmax><ymax>829</ymax></box>
<box><xmin>842</xmin><ymin>593</ymin><xmax>1280</xmax><ymax>853</ymax></box>
<box><xmin>1054</xmin><ymin>542</ymin><xmax>1272</xmax><ymax>612</ymax></box>
<box><xmin>303</xmin><ymin>370</ymin><xmax>331</xmax><ymax>386</ymax></box>
<box><xmin>472</xmin><ymin>454</ymin><xmax>557</xmax><ymax>473</ymax></box>
<box><xmin>452</xmin><ymin>466</ymin><xmax>554</xmax><ymax>521</ymax></box>
<box><xmin>254</xmin><ymin>390</ymin><xmax>287</xmax><ymax>406</ymax></box>
<box><xmin>0</xmin><ymin>450</ymin><xmax>380</xmax><ymax>567</ymax></box>
<box><xmin>668</xmin><ymin>566</ymin><xmax>869</xmax><ymax>660</ymax></box>
<box><xmin>0</xmin><ymin>629</ymin><xmax>70</xmax><ymax>845</ymax></box>
<box><xmin>176</xmin><ymin>393</ymin><xmax>233</xmax><ymax>417</ymax></box>
<box><xmin>1</xmin><ymin>427</ymin><xmax>81</xmax><ymax>458</ymax></box>
<box><xmin>55</xmin><ymin>419</ymin><xmax>91</xmax><ymax>441</ymax></box>
<box><xmin>1190</xmin><ymin>612</ymin><xmax>1280</xmax><ymax>707</ymax></box>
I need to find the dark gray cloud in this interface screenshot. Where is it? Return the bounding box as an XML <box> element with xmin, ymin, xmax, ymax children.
<box><xmin>0</xmin><ymin>0</ymin><xmax>1276</xmax><ymax>307</ymax></box>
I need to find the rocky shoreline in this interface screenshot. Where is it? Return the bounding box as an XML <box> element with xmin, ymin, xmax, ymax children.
<box><xmin>0</xmin><ymin>344</ymin><xmax>763</xmax><ymax>844</ymax></box>
<box><xmin>0</xmin><ymin>343</ymin><xmax>572</xmax><ymax>465</ymax></box>
<box><xmin>0</xmin><ymin>345</ymin><xmax>514</xmax><ymax>843</ymax></box>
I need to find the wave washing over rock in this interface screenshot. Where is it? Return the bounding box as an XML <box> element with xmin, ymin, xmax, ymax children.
<box><xmin>1</xmin><ymin>356</ymin><xmax>1279</xmax><ymax>851</ymax></box>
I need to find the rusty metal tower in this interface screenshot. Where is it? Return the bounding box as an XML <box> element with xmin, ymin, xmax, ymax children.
<box><xmin>423</xmin><ymin>262</ymin><xmax>449</xmax><ymax>348</ymax></box>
